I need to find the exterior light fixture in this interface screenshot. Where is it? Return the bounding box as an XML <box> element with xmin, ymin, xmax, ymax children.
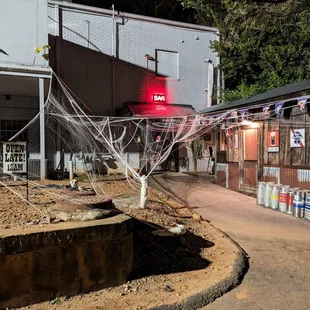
<box><xmin>144</xmin><ymin>54</ymin><xmax>155</xmax><ymax>61</ymax></box>
<box><xmin>240</xmin><ymin>120</ymin><xmax>260</xmax><ymax>128</ymax></box>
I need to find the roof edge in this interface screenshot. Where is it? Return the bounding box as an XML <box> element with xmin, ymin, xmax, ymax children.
<box><xmin>48</xmin><ymin>0</ymin><xmax>218</xmax><ymax>33</ymax></box>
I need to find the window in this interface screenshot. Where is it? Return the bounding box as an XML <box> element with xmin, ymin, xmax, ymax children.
<box><xmin>0</xmin><ymin>120</ymin><xmax>28</xmax><ymax>142</ymax></box>
<box><xmin>155</xmin><ymin>50</ymin><xmax>179</xmax><ymax>79</ymax></box>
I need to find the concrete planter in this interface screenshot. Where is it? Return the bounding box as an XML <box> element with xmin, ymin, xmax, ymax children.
<box><xmin>0</xmin><ymin>214</ymin><xmax>133</xmax><ymax>309</ymax></box>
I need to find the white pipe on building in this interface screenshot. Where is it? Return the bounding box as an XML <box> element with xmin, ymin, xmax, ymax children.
<box><xmin>39</xmin><ymin>78</ymin><xmax>46</xmax><ymax>179</ymax></box>
<box><xmin>207</xmin><ymin>62</ymin><xmax>214</xmax><ymax>108</ymax></box>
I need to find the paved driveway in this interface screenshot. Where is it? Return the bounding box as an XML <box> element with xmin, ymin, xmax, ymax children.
<box><xmin>153</xmin><ymin>173</ymin><xmax>310</xmax><ymax>310</ymax></box>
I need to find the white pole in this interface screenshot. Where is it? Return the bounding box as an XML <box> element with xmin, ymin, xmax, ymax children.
<box><xmin>140</xmin><ymin>175</ymin><xmax>148</xmax><ymax>208</ymax></box>
<box><xmin>69</xmin><ymin>160</ymin><xmax>74</xmax><ymax>180</ymax></box>
<box><xmin>111</xmin><ymin>4</ymin><xmax>115</xmax><ymax>57</ymax></box>
<box><xmin>39</xmin><ymin>78</ymin><xmax>46</xmax><ymax>179</ymax></box>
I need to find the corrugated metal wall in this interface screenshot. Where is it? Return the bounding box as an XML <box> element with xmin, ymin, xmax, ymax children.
<box><xmin>243</xmin><ymin>162</ymin><xmax>257</xmax><ymax>187</ymax></box>
<box><xmin>228</xmin><ymin>163</ymin><xmax>239</xmax><ymax>191</ymax></box>
<box><xmin>216</xmin><ymin>163</ymin><xmax>228</xmax><ymax>188</ymax></box>
<box><xmin>263</xmin><ymin>166</ymin><xmax>280</xmax><ymax>183</ymax></box>
<box><xmin>280</xmin><ymin>167</ymin><xmax>310</xmax><ymax>189</ymax></box>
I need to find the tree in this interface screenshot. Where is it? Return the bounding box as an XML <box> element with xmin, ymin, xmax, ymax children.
<box><xmin>179</xmin><ymin>0</ymin><xmax>310</xmax><ymax>100</ymax></box>
<box><xmin>191</xmin><ymin>139</ymin><xmax>204</xmax><ymax>175</ymax></box>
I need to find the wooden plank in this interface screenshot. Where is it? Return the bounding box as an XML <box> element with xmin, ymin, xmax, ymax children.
<box><xmin>279</xmin><ymin>118</ymin><xmax>291</xmax><ymax>165</ymax></box>
<box><xmin>263</xmin><ymin>121</ymin><xmax>268</xmax><ymax>164</ymax></box>
<box><xmin>226</xmin><ymin>127</ymin><xmax>239</xmax><ymax>162</ymax></box>
<box><xmin>233</xmin><ymin>127</ymin><xmax>239</xmax><ymax>162</ymax></box>
<box><xmin>290</xmin><ymin>106</ymin><xmax>306</xmax><ymax>166</ymax></box>
<box><xmin>257</xmin><ymin>124</ymin><xmax>264</xmax><ymax>182</ymax></box>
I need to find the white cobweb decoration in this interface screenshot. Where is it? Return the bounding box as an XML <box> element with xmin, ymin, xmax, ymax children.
<box><xmin>45</xmin><ymin>75</ymin><xmax>225</xmax><ymax>208</ymax></box>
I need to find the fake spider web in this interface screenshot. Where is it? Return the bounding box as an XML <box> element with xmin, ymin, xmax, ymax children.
<box><xmin>44</xmin><ymin>74</ymin><xmax>224</xmax><ymax>208</ymax></box>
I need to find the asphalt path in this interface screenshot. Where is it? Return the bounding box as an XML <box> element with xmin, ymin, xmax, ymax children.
<box><xmin>153</xmin><ymin>173</ymin><xmax>310</xmax><ymax>310</ymax></box>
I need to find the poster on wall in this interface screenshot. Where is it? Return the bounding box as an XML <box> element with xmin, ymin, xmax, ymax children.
<box><xmin>234</xmin><ymin>134</ymin><xmax>238</xmax><ymax>149</ymax></box>
<box><xmin>2</xmin><ymin>142</ymin><xmax>27</xmax><ymax>173</ymax></box>
<box><xmin>290</xmin><ymin>129</ymin><xmax>305</xmax><ymax>148</ymax></box>
<box><xmin>267</xmin><ymin>130</ymin><xmax>279</xmax><ymax>152</ymax></box>
<box><xmin>225</xmin><ymin>127</ymin><xmax>233</xmax><ymax>137</ymax></box>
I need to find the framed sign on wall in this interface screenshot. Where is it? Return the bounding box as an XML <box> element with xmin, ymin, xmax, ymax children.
<box><xmin>267</xmin><ymin>130</ymin><xmax>279</xmax><ymax>152</ymax></box>
<box><xmin>290</xmin><ymin>129</ymin><xmax>305</xmax><ymax>148</ymax></box>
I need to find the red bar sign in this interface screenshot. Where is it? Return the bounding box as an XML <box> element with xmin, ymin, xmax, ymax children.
<box><xmin>153</xmin><ymin>94</ymin><xmax>166</xmax><ymax>102</ymax></box>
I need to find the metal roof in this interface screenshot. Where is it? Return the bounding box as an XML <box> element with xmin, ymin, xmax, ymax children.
<box><xmin>48</xmin><ymin>1</ymin><xmax>218</xmax><ymax>33</ymax></box>
<box><xmin>199</xmin><ymin>79</ymin><xmax>310</xmax><ymax>114</ymax></box>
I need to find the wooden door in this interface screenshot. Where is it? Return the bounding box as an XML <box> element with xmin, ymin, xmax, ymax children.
<box><xmin>242</xmin><ymin>129</ymin><xmax>258</xmax><ymax>188</ymax></box>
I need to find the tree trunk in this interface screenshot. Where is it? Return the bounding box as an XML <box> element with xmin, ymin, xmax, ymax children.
<box><xmin>193</xmin><ymin>160</ymin><xmax>198</xmax><ymax>175</ymax></box>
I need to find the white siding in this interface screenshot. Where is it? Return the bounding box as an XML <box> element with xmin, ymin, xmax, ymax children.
<box><xmin>0</xmin><ymin>0</ymin><xmax>48</xmax><ymax>67</ymax></box>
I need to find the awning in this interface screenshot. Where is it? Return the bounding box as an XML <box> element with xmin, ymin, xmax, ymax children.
<box><xmin>0</xmin><ymin>64</ymin><xmax>52</xmax><ymax>97</ymax></box>
<box><xmin>127</xmin><ymin>103</ymin><xmax>196</xmax><ymax>117</ymax></box>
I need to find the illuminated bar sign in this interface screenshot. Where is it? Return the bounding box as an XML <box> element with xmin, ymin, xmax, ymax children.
<box><xmin>152</xmin><ymin>94</ymin><xmax>166</xmax><ymax>103</ymax></box>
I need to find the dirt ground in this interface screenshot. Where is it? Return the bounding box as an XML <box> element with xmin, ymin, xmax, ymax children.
<box><xmin>0</xmin><ymin>176</ymin><xmax>236</xmax><ymax>310</ymax></box>
<box><xmin>0</xmin><ymin>176</ymin><xmax>137</xmax><ymax>230</ymax></box>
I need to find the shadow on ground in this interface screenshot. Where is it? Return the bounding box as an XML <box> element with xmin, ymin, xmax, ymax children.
<box><xmin>130</xmin><ymin>219</ymin><xmax>214</xmax><ymax>280</ymax></box>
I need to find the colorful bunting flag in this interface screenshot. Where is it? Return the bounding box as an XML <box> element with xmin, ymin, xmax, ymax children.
<box><xmin>275</xmin><ymin>102</ymin><xmax>284</xmax><ymax>116</ymax></box>
<box><xmin>231</xmin><ymin>110</ymin><xmax>238</xmax><ymax>118</ymax></box>
<box><xmin>262</xmin><ymin>106</ymin><xmax>270</xmax><ymax>115</ymax></box>
<box><xmin>241</xmin><ymin>109</ymin><xmax>248</xmax><ymax>119</ymax></box>
<box><xmin>298</xmin><ymin>98</ymin><xmax>307</xmax><ymax>111</ymax></box>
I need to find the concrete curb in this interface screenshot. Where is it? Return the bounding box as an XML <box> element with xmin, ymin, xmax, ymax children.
<box><xmin>148</xmin><ymin>174</ymin><xmax>249</xmax><ymax>310</ymax></box>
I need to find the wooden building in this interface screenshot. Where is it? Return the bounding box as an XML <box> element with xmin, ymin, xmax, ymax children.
<box><xmin>200</xmin><ymin>79</ymin><xmax>310</xmax><ymax>193</ymax></box>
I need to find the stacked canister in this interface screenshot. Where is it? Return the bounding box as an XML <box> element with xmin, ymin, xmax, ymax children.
<box><xmin>257</xmin><ymin>182</ymin><xmax>266</xmax><ymax>206</ymax></box>
<box><xmin>305</xmin><ymin>191</ymin><xmax>310</xmax><ymax>220</ymax></box>
<box><xmin>264</xmin><ymin>183</ymin><xmax>274</xmax><ymax>208</ymax></box>
<box><xmin>279</xmin><ymin>185</ymin><xmax>290</xmax><ymax>213</ymax></box>
<box><xmin>293</xmin><ymin>190</ymin><xmax>305</xmax><ymax>218</ymax></box>
<box><xmin>256</xmin><ymin>182</ymin><xmax>310</xmax><ymax>220</ymax></box>
<box><xmin>271</xmin><ymin>184</ymin><xmax>281</xmax><ymax>210</ymax></box>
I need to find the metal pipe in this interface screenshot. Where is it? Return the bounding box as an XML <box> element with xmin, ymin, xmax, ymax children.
<box><xmin>48</xmin><ymin>1</ymin><xmax>218</xmax><ymax>33</ymax></box>
<box><xmin>111</xmin><ymin>4</ymin><xmax>115</xmax><ymax>57</ymax></box>
<box><xmin>39</xmin><ymin>78</ymin><xmax>46</xmax><ymax>179</ymax></box>
<box><xmin>111</xmin><ymin>4</ymin><xmax>116</xmax><ymax>115</ymax></box>
<box><xmin>0</xmin><ymin>71</ymin><xmax>52</xmax><ymax>79</ymax></box>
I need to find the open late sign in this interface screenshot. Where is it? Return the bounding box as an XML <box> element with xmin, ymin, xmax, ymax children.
<box><xmin>152</xmin><ymin>94</ymin><xmax>166</xmax><ymax>102</ymax></box>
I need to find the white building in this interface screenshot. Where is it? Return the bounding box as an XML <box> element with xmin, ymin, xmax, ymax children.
<box><xmin>0</xmin><ymin>0</ymin><xmax>221</xmax><ymax>178</ymax></box>
<box><xmin>0</xmin><ymin>0</ymin><xmax>52</xmax><ymax>179</ymax></box>
<box><xmin>47</xmin><ymin>1</ymin><xmax>221</xmax><ymax>174</ymax></box>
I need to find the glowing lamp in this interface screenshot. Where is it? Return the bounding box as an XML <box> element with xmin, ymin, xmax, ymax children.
<box><xmin>152</xmin><ymin>94</ymin><xmax>166</xmax><ymax>103</ymax></box>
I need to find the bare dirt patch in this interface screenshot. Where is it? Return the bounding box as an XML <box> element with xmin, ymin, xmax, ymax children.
<box><xmin>0</xmin><ymin>177</ymin><xmax>137</xmax><ymax>230</ymax></box>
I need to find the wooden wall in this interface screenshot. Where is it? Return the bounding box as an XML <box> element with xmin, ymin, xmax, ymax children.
<box><xmin>263</xmin><ymin>107</ymin><xmax>309</xmax><ymax>167</ymax></box>
<box><xmin>226</xmin><ymin>127</ymin><xmax>239</xmax><ymax>162</ymax></box>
